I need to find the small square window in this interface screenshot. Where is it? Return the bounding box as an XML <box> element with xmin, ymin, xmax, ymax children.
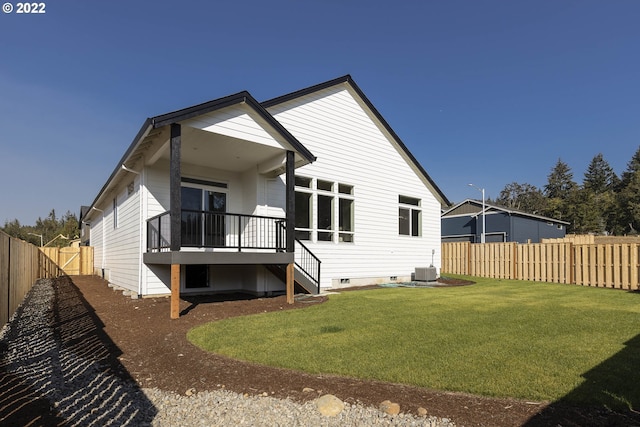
<box><xmin>317</xmin><ymin>180</ymin><xmax>333</xmax><ymax>191</ymax></box>
<box><xmin>399</xmin><ymin>195</ymin><xmax>420</xmax><ymax>206</ymax></box>
<box><xmin>295</xmin><ymin>176</ymin><xmax>311</xmax><ymax>188</ymax></box>
<box><xmin>338</xmin><ymin>184</ymin><xmax>353</xmax><ymax>195</ymax></box>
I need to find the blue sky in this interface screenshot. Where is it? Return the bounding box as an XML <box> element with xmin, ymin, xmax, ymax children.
<box><xmin>1</xmin><ymin>1</ymin><xmax>638</xmax><ymax>225</ymax></box>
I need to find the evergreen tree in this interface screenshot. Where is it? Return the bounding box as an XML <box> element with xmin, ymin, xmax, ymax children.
<box><xmin>566</xmin><ymin>188</ymin><xmax>604</xmax><ymax>234</ymax></box>
<box><xmin>582</xmin><ymin>153</ymin><xmax>618</xmax><ymax>234</ymax></box>
<box><xmin>544</xmin><ymin>159</ymin><xmax>577</xmax><ymax>199</ymax></box>
<box><xmin>1</xmin><ymin>209</ymin><xmax>79</xmax><ymax>246</ymax></box>
<box><xmin>616</xmin><ymin>146</ymin><xmax>640</xmax><ymax>234</ymax></box>
<box><xmin>583</xmin><ymin>153</ymin><xmax>618</xmax><ymax>193</ymax></box>
<box><xmin>543</xmin><ymin>159</ymin><xmax>576</xmax><ymax>224</ymax></box>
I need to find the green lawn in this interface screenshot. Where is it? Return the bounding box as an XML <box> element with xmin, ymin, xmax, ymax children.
<box><xmin>187</xmin><ymin>276</ymin><xmax>640</xmax><ymax>409</ymax></box>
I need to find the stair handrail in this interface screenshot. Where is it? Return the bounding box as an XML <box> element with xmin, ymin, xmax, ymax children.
<box><xmin>294</xmin><ymin>238</ymin><xmax>321</xmax><ymax>293</ymax></box>
<box><xmin>276</xmin><ymin>222</ymin><xmax>321</xmax><ymax>293</ymax></box>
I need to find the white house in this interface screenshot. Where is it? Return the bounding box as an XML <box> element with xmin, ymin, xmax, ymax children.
<box><xmin>81</xmin><ymin>75</ymin><xmax>450</xmax><ymax>317</ymax></box>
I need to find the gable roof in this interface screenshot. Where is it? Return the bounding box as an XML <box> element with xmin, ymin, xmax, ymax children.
<box><xmin>262</xmin><ymin>75</ymin><xmax>451</xmax><ymax>207</ymax></box>
<box><xmin>83</xmin><ymin>91</ymin><xmax>316</xmax><ymax>223</ymax></box>
<box><xmin>442</xmin><ymin>199</ymin><xmax>570</xmax><ymax>225</ymax></box>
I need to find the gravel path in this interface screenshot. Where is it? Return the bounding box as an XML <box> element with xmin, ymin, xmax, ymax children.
<box><xmin>0</xmin><ymin>278</ymin><xmax>455</xmax><ymax>426</ymax></box>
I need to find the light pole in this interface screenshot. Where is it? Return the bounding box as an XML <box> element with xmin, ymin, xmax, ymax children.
<box><xmin>28</xmin><ymin>233</ymin><xmax>43</xmax><ymax>247</ymax></box>
<box><xmin>468</xmin><ymin>184</ymin><xmax>485</xmax><ymax>244</ymax></box>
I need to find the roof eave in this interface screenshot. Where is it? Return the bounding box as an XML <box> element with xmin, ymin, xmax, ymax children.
<box><xmin>83</xmin><ymin>118</ymin><xmax>153</xmax><ymax>221</ymax></box>
<box><xmin>84</xmin><ymin>91</ymin><xmax>316</xmax><ymax>220</ymax></box>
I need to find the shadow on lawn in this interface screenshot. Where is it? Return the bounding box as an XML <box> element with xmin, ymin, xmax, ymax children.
<box><xmin>524</xmin><ymin>333</ymin><xmax>640</xmax><ymax>426</ymax></box>
<box><xmin>0</xmin><ymin>276</ymin><xmax>157</xmax><ymax>426</ymax></box>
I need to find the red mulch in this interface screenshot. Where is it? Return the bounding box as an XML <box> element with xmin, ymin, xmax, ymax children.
<box><xmin>69</xmin><ymin>276</ymin><xmax>638</xmax><ymax>427</ymax></box>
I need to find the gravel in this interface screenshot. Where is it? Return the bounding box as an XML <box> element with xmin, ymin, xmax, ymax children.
<box><xmin>0</xmin><ymin>278</ymin><xmax>455</xmax><ymax>427</ymax></box>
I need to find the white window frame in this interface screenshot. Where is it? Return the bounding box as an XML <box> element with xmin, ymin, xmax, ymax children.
<box><xmin>113</xmin><ymin>197</ymin><xmax>118</xmax><ymax>229</ymax></box>
<box><xmin>294</xmin><ymin>176</ymin><xmax>355</xmax><ymax>243</ymax></box>
<box><xmin>399</xmin><ymin>195</ymin><xmax>421</xmax><ymax>237</ymax></box>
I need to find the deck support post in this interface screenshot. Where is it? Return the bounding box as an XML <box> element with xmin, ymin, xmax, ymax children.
<box><xmin>285</xmin><ymin>150</ymin><xmax>295</xmax><ymax>304</ymax></box>
<box><xmin>171</xmin><ymin>264</ymin><xmax>180</xmax><ymax>319</ymax></box>
<box><xmin>286</xmin><ymin>262</ymin><xmax>294</xmax><ymax>304</ymax></box>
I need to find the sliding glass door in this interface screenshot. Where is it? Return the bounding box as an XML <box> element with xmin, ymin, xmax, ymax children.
<box><xmin>181</xmin><ymin>186</ymin><xmax>227</xmax><ymax>247</ymax></box>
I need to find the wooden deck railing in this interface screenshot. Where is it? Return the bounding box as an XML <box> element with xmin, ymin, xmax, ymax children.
<box><xmin>442</xmin><ymin>241</ymin><xmax>640</xmax><ymax>290</ymax></box>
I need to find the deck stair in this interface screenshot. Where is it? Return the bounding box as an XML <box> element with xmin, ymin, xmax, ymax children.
<box><xmin>267</xmin><ymin>238</ymin><xmax>321</xmax><ymax>294</ymax></box>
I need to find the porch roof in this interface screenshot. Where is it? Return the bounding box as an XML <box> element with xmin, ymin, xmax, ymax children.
<box><xmin>82</xmin><ymin>91</ymin><xmax>315</xmax><ymax>223</ymax></box>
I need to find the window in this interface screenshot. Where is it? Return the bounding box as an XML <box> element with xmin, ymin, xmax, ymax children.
<box><xmin>339</xmin><ymin>198</ymin><xmax>354</xmax><ymax>242</ymax></box>
<box><xmin>295</xmin><ymin>191</ymin><xmax>311</xmax><ymax>240</ymax></box>
<box><xmin>113</xmin><ymin>198</ymin><xmax>118</xmax><ymax>229</ymax></box>
<box><xmin>317</xmin><ymin>180</ymin><xmax>333</xmax><ymax>191</ymax></box>
<box><xmin>317</xmin><ymin>194</ymin><xmax>333</xmax><ymax>241</ymax></box>
<box><xmin>181</xmin><ymin>184</ymin><xmax>227</xmax><ymax>247</ymax></box>
<box><xmin>294</xmin><ymin>177</ymin><xmax>354</xmax><ymax>243</ymax></box>
<box><xmin>295</xmin><ymin>176</ymin><xmax>311</xmax><ymax>188</ymax></box>
<box><xmin>399</xmin><ymin>195</ymin><xmax>421</xmax><ymax>236</ymax></box>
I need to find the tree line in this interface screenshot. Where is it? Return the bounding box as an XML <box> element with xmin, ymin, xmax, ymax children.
<box><xmin>493</xmin><ymin>146</ymin><xmax>640</xmax><ymax>235</ymax></box>
<box><xmin>1</xmin><ymin>209</ymin><xmax>80</xmax><ymax>247</ymax></box>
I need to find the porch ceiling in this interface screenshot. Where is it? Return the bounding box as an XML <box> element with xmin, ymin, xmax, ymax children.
<box><xmin>157</xmin><ymin>126</ymin><xmax>286</xmax><ymax>173</ymax></box>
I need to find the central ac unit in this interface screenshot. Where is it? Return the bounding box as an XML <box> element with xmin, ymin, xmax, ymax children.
<box><xmin>415</xmin><ymin>267</ymin><xmax>437</xmax><ymax>282</ymax></box>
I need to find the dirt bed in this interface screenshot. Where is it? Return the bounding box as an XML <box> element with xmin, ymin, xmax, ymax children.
<box><xmin>23</xmin><ymin>276</ymin><xmax>640</xmax><ymax>426</ymax></box>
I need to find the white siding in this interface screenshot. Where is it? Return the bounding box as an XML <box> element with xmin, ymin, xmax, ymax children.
<box><xmin>90</xmin><ymin>176</ymin><xmax>141</xmax><ymax>293</ymax></box>
<box><xmin>268</xmin><ymin>84</ymin><xmax>442</xmax><ymax>289</ymax></box>
<box><xmin>89</xmin><ymin>214</ymin><xmax>104</xmax><ymax>274</ymax></box>
<box><xmin>182</xmin><ymin>105</ymin><xmax>286</xmax><ymax>149</ymax></box>
<box><xmin>143</xmin><ymin>162</ymin><xmax>171</xmax><ymax>295</ymax></box>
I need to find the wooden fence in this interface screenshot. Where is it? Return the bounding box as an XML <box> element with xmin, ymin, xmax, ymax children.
<box><xmin>542</xmin><ymin>234</ymin><xmax>595</xmax><ymax>245</ymax></box>
<box><xmin>0</xmin><ymin>231</ymin><xmax>63</xmax><ymax>329</ymax></box>
<box><xmin>39</xmin><ymin>246</ymin><xmax>94</xmax><ymax>276</ymax></box>
<box><xmin>442</xmin><ymin>241</ymin><xmax>640</xmax><ymax>290</ymax></box>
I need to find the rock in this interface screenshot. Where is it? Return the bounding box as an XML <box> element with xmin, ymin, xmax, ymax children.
<box><xmin>316</xmin><ymin>394</ymin><xmax>345</xmax><ymax>417</ymax></box>
<box><xmin>302</xmin><ymin>387</ymin><xmax>315</xmax><ymax>393</ymax></box>
<box><xmin>379</xmin><ymin>400</ymin><xmax>400</xmax><ymax>415</ymax></box>
<box><xmin>418</xmin><ymin>407</ymin><xmax>428</xmax><ymax>416</ymax></box>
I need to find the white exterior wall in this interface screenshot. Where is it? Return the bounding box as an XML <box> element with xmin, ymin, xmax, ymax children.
<box><xmin>89</xmin><ymin>175</ymin><xmax>141</xmax><ymax>293</ymax></box>
<box><xmin>268</xmin><ymin>85</ymin><xmax>442</xmax><ymax>289</ymax></box>
<box><xmin>142</xmin><ymin>161</ymin><xmax>171</xmax><ymax>295</ymax></box>
<box><xmin>90</xmin><ymin>212</ymin><xmax>104</xmax><ymax>276</ymax></box>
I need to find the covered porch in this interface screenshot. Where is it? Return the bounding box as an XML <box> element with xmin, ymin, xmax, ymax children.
<box><xmin>131</xmin><ymin>93</ymin><xmax>315</xmax><ymax>318</ymax></box>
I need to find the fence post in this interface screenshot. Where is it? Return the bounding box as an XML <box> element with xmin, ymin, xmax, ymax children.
<box><xmin>511</xmin><ymin>242</ymin><xmax>517</xmax><ymax>279</ymax></box>
<box><xmin>631</xmin><ymin>244</ymin><xmax>639</xmax><ymax>290</ymax></box>
<box><xmin>569</xmin><ymin>242</ymin><xmax>575</xmax><ymax>284</ymax></box>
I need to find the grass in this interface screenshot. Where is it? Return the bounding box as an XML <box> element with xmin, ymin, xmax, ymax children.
<box><xmin>187</xmin><ymin>276</ymin><xmax>640</xmax><ymax>409</ymax></box>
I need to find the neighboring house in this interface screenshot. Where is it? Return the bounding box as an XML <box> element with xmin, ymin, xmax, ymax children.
<box><xmin>441</xmin><ymin>199</ymin><xmax>568</xmax><ymax>243</ymax></box>
<box><xmin>81</xmin><ymin>75</ymin><xmax>449</xmax><ymax>315</ymax></box>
